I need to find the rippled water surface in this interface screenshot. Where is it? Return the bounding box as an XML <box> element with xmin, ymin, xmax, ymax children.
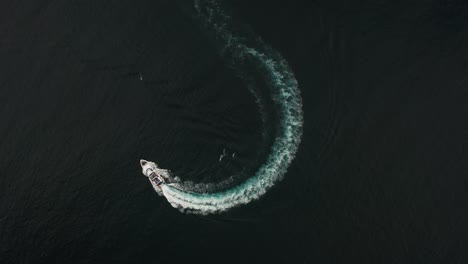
<box><xmin>1</xmin><ymin>0</ymin><xmax>468</xmax><ymax>262</ymax></box>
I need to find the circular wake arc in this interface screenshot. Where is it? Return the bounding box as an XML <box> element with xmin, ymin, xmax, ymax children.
<box><xmin>142</xmin><ymin>0</ymin><xmax>303</xmax><ymax>214</ymax></box>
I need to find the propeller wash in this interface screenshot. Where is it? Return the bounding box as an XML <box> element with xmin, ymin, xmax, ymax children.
<box><xmin>140</xmin><ymin>0</ymin><xmax>303</xmax><ymax>215</ymax></box>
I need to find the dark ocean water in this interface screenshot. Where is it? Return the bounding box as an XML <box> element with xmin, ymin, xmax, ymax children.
<box><xmin>2</xmin><ymin>0</ymin><xmax>468</xmax><ymax>263</ymax></box>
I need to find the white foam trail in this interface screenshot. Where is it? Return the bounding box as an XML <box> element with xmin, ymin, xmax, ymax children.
<box><xmin>153</xmin><ymin>0</ymin><xmax>303</xmax><ymax>214</ymax></box>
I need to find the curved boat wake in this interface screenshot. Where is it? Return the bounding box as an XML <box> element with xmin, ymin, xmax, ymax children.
<box><xmin>141</xmin><ymin>0</ymin><xmax>303</xmax><ymax>215</ymax></box>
